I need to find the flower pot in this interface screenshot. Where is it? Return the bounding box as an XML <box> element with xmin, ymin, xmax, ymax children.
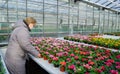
<box><xmin>43</xmin><ymin>56</ymin><xmax>48</xmax><ymax>60</ymax></box>
<box><xmin>48</xmin><ymin>59</ymin><xmax>52</xmax><ymax>63</ymax></box>
<box><xmin>60</xmin><ymin>66</ymin><xmax>65</xmax><ymax>72</ymax></box>
<box><xmin>54</xmin><ymin>64</ymin><xmax>59</xmax><ymax>67</ymax></box>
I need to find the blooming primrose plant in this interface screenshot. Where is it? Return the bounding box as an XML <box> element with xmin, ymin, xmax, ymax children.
<box><xmin>31</xmin><ymin>37</ymin><xmax>120</xmax><ymax>74</ymax></box>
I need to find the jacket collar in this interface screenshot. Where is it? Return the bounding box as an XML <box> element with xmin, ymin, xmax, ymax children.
<box><xmin>23</xmin><ymin>20</ymin><xmax>31</xmax><ymax>31</ymax></box>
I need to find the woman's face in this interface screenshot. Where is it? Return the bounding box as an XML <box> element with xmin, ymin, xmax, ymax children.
<box><xmin>29</xmin><ymin>23</ymin><xmax>35</xmax><ymax>29</ymax></box>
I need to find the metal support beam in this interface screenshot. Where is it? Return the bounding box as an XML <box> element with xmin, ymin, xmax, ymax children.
<box><xmin>95</xmin><ymin>0</ymin><xmax>100</xmax><ymax>3</ymax></box>
<box><xmin>101</xmin><ymin>1</ymin><xmax>109</xmax><ymax>5</ymax></box>
<box><xmin>105</xmin><ymin>2</ymin><xmax>112</xmax><ymax>7</ymax></box>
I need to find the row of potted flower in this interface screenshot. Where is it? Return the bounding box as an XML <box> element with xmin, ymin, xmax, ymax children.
<box><xmin>89</xmin><ymin>33</ymin><xmax>103</xmax><ymax>36</ymax></box>
<box><xmin>0</xmin><ymin>55</ymin><xmax>5</xmax><ymax>74</ymax></box>
<box><xmin>64</xmin><ymin>34</ymin><xmax>120</xmax><ymax>50</ymax></box>
<box><xmin>31</xmin><ymin>37</ymin><xmax>120</xmax><ymax>74</ymax></box>
<box><xmin>0</xmin><ymin>35</ymin><xmax>8</xmax><ymax>42</ymax></box>
<box><xmin>104</xmin><ymin>32</ymin><xmax>120</xmax><ymax>36</ymax></box>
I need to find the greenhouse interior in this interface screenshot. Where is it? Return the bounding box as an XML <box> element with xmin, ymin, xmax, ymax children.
<box><xmin>0</xmin><ymin>0</ymin><xmax>120</xmax><ymax>74</ymax></box>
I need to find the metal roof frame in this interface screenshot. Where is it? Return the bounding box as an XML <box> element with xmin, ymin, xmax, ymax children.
<box><xmin>81</xmin><ymin>0</ymin><xmax>120</xmax><ymax>12</ymax></box>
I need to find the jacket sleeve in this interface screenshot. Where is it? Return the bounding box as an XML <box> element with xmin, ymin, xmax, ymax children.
<box><xmin>16</xmin><ymin>29</ymin><xmax>39</xmax><ymax>57</ymax></box>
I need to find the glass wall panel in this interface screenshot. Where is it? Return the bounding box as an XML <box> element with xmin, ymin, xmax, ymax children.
<box><xmin>44</xmin><ymin>0</ymin><xmax>57</xmax><ymax>37</ymax></box>
<box><xmin>93</xmin><ymin>7</ymin><xmax>99</xmax><ymax>33</ymax></box>
<box><xmin>86</xmin><ymin>5</ymin><xmax>93</xmax><ymax>34</ymax></box>
<box><xmin>109</xmin><ymin>11</ymin><xmax>112</xmax><ymax>33</ymax></box>
<box><xmin>58</xmin><ymin>0</ymin><xmax>69</xmax><ymax>37</ymax></box>
<box><xmin>78</xmin><ymin>2</ymin><xmax>87</xmax><ymax>34</ymax></box>
<box><xmin>104</xmin><ymin>10</ymin><xmax>109</xmax><ymax>33</ymax></box>
<box><xmin>0</xmin><ymin>0</ymin><xmax>8</xmax><ymax>22</ymax></box>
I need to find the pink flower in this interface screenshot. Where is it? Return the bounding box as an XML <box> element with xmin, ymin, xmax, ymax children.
<box><xmin>74</xmin><ymin>56</ymin><xmax>79</xmax><ymax>60</ymax></box>
<box><xmin>47</xmin><ymin>48</ymin><xmax>52</xmax><ymax>51</ymax></box>
<box><xmin>66</xmin><ymin>58</ymin><xmax>71</xmax><ymax>62</ymax></box>
<box><xmin>116</xmin><ymin>66</ymin><xmax>120</xmax><ymax>69</ymax></box>
<box><xmin>49</xmin><ymin>55</ymin><xmax>54</xmax><ymax>58</ymax></box>
<box><xmin>45</xmin><ymin>52</ymin><xmax>49</xmax><ymax>55</ymax></box>
<box><xmin>105</xmin><ymin>59</ymin><xmax>114</xmax><ymax>67</ymax></box>
<box><xmin>116</xmin><ymin>55</ymin><xmax>120</xmax><ymax>59</ymax></box>
<box><xmin>56</xmin><ymin>52</ymin><xmax>63</xmax><ymax>57</ymax></box>
<box><xmin>68</xmin><ymin>64</ymin><xmax>76</xmax><ymax>71</ymax></box>
<box><xmin>64</xmin><ymin>48</ymin><xmax>68</xmax><ymax>51</ymax></box>
<box><xmin>53</xmin><ymin>57</ymin><xmax>58</xmax><ymax>61</ymax></box>
<box><xmin>70</xmin><ymin>53</ymin><xmax>75</xmax><ymax>57</ymax></box>
<box><xmin>63</xmin><ymin>52</ymin><xmax>68</xmax><ymax>56</ymax></box>
<box><xmin>110</xmin><ymin>70</ymin><xmax>118</xmax><ymax>74</ymax></box>
<box><xmin>83</xmin><ymin>64</ymin><xmax>92</xmax><ymax>69</ymax></box>
<box><xmin>105</xmin><ymin>62</ymin><xmax>112</xmax><ymax>67</ymax></box>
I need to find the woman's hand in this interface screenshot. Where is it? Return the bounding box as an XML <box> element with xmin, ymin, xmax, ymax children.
<box><xmin>38</xmin><ymin>54</ymin><xmax>42</xmax><ymax>58</ymax></box>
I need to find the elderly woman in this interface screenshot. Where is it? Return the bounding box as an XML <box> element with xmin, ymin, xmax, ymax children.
<box><xmin>5</xmin><ymin>17</ymin><xmax>41</xmax><ymax>74</ymax></box>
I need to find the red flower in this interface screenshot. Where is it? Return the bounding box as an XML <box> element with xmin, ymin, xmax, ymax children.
<box><xmin>105</xmin><ymin>59</ymin><xmax>115</xmax><ymax>66</ymax></box>
<box><xmin>116</xmin><ymin>62</ymin><xmax>120</xmax><ymax>65</ymax></box>
<box><xmin>110</xmin><ymin>70</ymin><xmax>118</xmax><ymax>74</ymax></box>
<box><xmin>105</xmin><ymin>50</ymin><xmax>111</xmax><ymax>54</ymax></box>
<box><xmin>96</xmin><ymin>68</ymin><xmax>102</xmax><ymax>73</ymax></box>
<box><xmin>82</xmin><ymin>58</ymin><xmax>88</xmax><ymax>62</ymax></box>
<box><xmin>88</xmin><ymin>61</ymin><xmax>94</xmax><ymax>65</ymax></box>
<box><xmin>68</xmin><ymin>64</ymin><xmax>76</xmax><ymax>71</ymax></box>
<box><xmin>107</xmin><ymin>59</ymin><xmax>114</xmax><ymax>63</ymax></box>
<box><xmin>85</xmin><ymin>72</ymin><xmax>89</xmax><ymax>74</ymax></box>
<box><xmin>116</xmin><ymin>55</ymin><xmax>120</xmax><ymax>59</ymax></box>
<box><xmin>101</xmin><ymin>66</ymin><xmax>105</xmax><ymax>71</ymax></box>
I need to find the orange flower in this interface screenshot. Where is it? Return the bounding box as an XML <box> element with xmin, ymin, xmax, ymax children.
<box><xmin>97</xmin><ymin>53</ymin><xmax>101</xmax><ymax>57</ymax></box>
<box><xmin>60</xmin><ymin>61</ymin><xmax>66</xmax><ymax>66</ymax></box>
<box><xmin>80</xmin><ymin>51</ymin><xmax>84</xmax><ymax>55</ymax></box>
<box><xmin>88</xmin><ymin>61</ymin><xmax>94</xmax><ymax>65</ymax></box>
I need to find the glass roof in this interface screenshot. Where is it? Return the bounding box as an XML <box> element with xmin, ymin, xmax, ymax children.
<box><xmin>0</xmin><ymin>0</ymin><xmax>120</xmax><ymax>13</ymax></box>
<box><xmin>85</xmin><ymin>0</ymin><xmax>120</xmax><ymax>12</ymax></box>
